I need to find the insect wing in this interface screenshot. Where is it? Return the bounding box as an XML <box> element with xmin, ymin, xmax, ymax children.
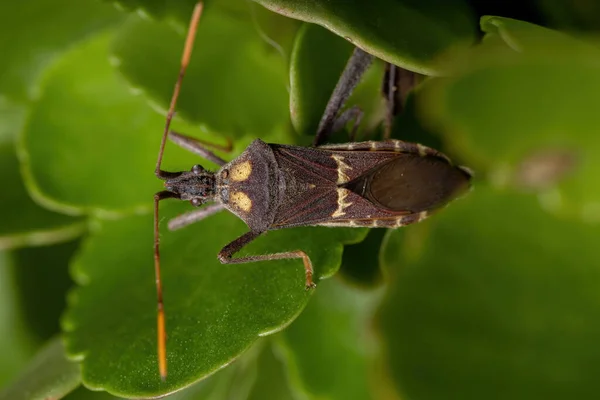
<box><xmin>343</xmin><ymin>154</ymin><xmax>471</xmax><ymax>213</ymax></box>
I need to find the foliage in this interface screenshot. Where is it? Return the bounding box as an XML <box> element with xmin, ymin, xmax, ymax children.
<box><xmin>2</xmin><ymin>0</ymin><xmax>600</xmax><ymax>399</ymax></box>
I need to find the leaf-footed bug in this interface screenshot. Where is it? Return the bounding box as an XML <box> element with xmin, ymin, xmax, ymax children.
<box><xmin>153</xmin><ymin>2</ymin><xmax>472</xmax><ymax>380</ymax></box>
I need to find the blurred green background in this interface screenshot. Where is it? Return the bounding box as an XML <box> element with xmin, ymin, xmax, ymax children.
<box><xmin>2</xmin><ymin>0</ymin><xmax>600</xmax><ymax>399</ymax></box>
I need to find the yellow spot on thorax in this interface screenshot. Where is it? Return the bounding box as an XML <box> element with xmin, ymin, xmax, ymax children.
<box><xmin>230</xmin><ymin>160</ymin><xmax>252</xmax><ymax>182</ymax></box>
<box><xmin>230</xmin><ymin>191</ymin><xmax>252</xmax><ymax>212</ymax></box>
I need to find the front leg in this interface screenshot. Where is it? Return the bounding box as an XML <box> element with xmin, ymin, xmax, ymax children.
<box><xmin>218</xmin><ymin>230</ymin><xmax>316</xmax><ymax>289</ymax></box>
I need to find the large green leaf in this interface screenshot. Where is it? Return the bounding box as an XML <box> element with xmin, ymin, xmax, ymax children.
<box><xmin>0</xmin><ymin>337</ymin><xmax>81</xmax><ymax>400</ymax></box>
<box><xmin>111</xmin><ymin>5</ymin><xmax>289</xmax><ymax>139</ymax></box>
<box><xmin>276</xmin><ymin>278</ymin><xmax>383</xmax><ymax>400</ymax></box>
<box><xmin>19</xmin><ymin>31</ymin><xmax>217</xmax><ymax>215</ymax></box>
<box><xmin>63</xmin><ymin>340</ymin><xmax>266</xmax><ymax>399</ymax></box>
<box><xmin>63</xmin><ymin>202</ymin><xmax>367</xmax><ymax>398</ymax></box>
<box><xmin>418</xmin><ymin>17</ymin><xmax>600</xmax><ymax>220</ymax></box>
<box><xmin>254</xmin><ymin>0</ymin><xmax>477</xmax><ymax>74</ymax></box>
<box><xmin>378</xmin><ymin>186</ymin><xmax>600</xmax><ymax>400</ymax></box>
<box><xmin>0</xmin><ymin>0</ymin><xmax>122</xmax><ymax>102</ymax></box>
<box><xmin>0</xmin><ymin>143</ymin><xmax>85</xmax><ymax>249</ymax></box>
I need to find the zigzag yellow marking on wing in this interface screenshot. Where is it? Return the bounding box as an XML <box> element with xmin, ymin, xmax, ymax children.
<box><xmin>332</xmin><ymin>188</ymin><xmax>352</xmax><ymax>218</ymax></box>
<box><xmin>331</xmin><ymin>154</ymin><xmax>351</xmax><ymax>184</ymax></box>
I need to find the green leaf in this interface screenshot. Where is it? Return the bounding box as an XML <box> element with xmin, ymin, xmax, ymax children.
<box><xmin>0</xmin><ymin>143</ymin><xmax>86</xmax><ymax>250</ymax></box>
<box><xmin>0</xmin><ymin>337</ymin><xmax>81</xmax><ymax>400</ymax></box>
<box><xmin>0</xmin><ymin>97</ymin><xmax>27</xmax><ymax>143</ymax></box>
<box><xmin>480</xmin><ymin>16</ymin><xmax>600</xmax><ymax>55</ymax></box>
<box><xmin>289</xmin><ymin>23</ymin><xmax>385</xmax><ymax>139</ymax></box>
<box><xmin>164</xmin><ymin>340</ymin><xmax>262</xmax><ymax>400</ymax></box>
<box><xmin>63</xmin><ymin>202</ymin><xmax>367</xmax><ymax>398</ymax></box>
<box><xmin>64</xmin><ymin>341</ymin><xmax>265</xmax><ymax>399</ymax></box>
<box><xmin>290</xmin><ymin>23</ymin><xmax>354</xmax><ymax>137</ymax></box>
<box><xmin>254</xmin><ymin>0</ymin><xmax>477</xmax><ymax>74</ymax></box>
<box><xmin>111</xmin><ymin>6</ymin><xmax>289</xmax><ymax>138</ymax></box>
<box><xmin>10</xmin><ymin>239</ymin><xmax>80</xmax><ymax>342</ymax></box>
<box><xmin>378</xmin><ymin>186</ymin><xmax>600</xmax><ymax>400</ymax></box>
<box><xmin>0</xmin><ymin>0</ymin><xmax>122</xmax><ymax>102</ymax></box>
<box><xmin>418</xmin><ymin>17</ymin><xmax>600</xmax><ymax>221</ymax></box>
<box><xmin>0</xmin><ymin>251</ymin><xmax>37</xmax><ymax>387</ymax></box>
<box><xmin>247</xmin><ymin>341</ymin><xmax>298</xmax><ymax>400</ymax></box>
<box><xmin>64</xmin><ymin>385</ymin><xmax>120</xmax><ymax>400</ymax></box>
<box><xmin>19</xmin><ymin>30</ymin><xmax>214</xmax><ymax>215</ymax></box>
<box><xmin>276</xmin><ymin>278</ymin><xmax>383</xmax><ymax>400</ymax></box>
<box><xmin>339</xmin><ymin>229</ymin><xmax>386</xmax><ymax>287</ymax></box>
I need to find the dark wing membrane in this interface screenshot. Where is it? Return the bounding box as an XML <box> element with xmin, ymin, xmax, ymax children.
<box><xmin>343</xmin><ymin>154</ymin><xmax>471</xmax><ymax>213</ymax></box>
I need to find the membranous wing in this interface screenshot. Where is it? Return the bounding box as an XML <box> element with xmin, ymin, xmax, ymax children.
<box><xmin>342</xmin><ymin>153</ymin><xmax>471</xmax><ymax>213</ymax></box>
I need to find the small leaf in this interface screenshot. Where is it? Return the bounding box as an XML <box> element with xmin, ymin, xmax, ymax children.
<box><xmin>378</xmin><ymin>186</ymin><xmax>600</xmax><ymax>400</ymax></box>
<box><xmin>339</xmin><ymin>229</ymin><xmax>386</xmax><ymax>287</ymax></box>
<box><xmin>254</xmin><ymin>0</ymin><xmax>477</xmax><ymax>74</ymax></box>
<box><xmin>418</xmin><ymin>18</ymin><xmax>600</xmax><ymax>220</ymax></box>
<box><xmin>290</xmin><ymin>23</ymin><xmax>385</xmax><ymax>139</ymax></box>
<box><xmin>247</xmin><ymin>341</ymin><xmax>298</xmax><ymax>400</ymax></box>
<box><xmin>0</xmin><ymin>143</ymin><xmax>86</xmax><ymax>250</ymax></box>
<box><xmin>290</xmin><ymin>23</ymin><xmax>354</xmax><ymax>136</ymax></box>
<box><xmin>11</xmin><ymin>239</ymin><xmax>80</xmax><ymax>342</ymax></box>
<box><xmin>63</xmin><ymin>202</ymin><xmax>367</xmax><ymax>397</ymax></box>
<box><xmin>0</xmin><ymin>337</ymin><xmax>81</xmax><ymax>400</ymax></box>
<box><xmin>0</xmin><ymin>0</ymin><xmax>122</xmax><ymax>102</ymax></box>
<box><xmin>0</xmin><ymin>97</ymin><xmax>27</xmax><ymax>142</ymax></box>
<box><xmin>0</xmin><ymin>251</ymin><xmax>37</xmax><ymax>387</ymax></box>
<box><xmin>276</xmin><ymin>278</ymin><xmax>383</xmax><ymax>400</ymax></box>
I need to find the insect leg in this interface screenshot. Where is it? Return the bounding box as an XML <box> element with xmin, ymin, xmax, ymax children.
<box><xmin>168</xmin><ymin>203</ymin><xmax>225</xmax><ymax>231</ymax></box>
<box><xmin>382</xmin><ymin>64</ymin><xmax>419</xmax><ymax>138</ymax></box>
<box><xmin>168</xmin><ymin>130</ymin><xmax>229</xmax><ymax>166</ymax></box>
<box><xmin>218</xmin><ymin>231</ymin><xmax>317</xmax><ymax>289</ymax></box>
<box><xmin>313</xmin><ymin>47</ymin><xmax>374</xmax><ymax>146</ymax></box>
<box><xmin>331</xmin><ymin>105</ymin><xmax>363</xmax><ymax>142</ymax></box>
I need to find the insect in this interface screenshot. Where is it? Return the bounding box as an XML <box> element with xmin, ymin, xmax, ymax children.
<box><xmin>152</xmin><ymin>2</ymin><xmax>472</xmax><ymax>380</ymax></box>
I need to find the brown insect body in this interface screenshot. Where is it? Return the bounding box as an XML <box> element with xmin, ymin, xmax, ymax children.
<box><xmin>166</xmin><ymin>138</ymin><xmax>471</xmax><ymax>234</ymax></box>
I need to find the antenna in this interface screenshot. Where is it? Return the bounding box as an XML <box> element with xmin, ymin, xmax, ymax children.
<box><xmin>153</xmin><ymin>1</ymin><xmax>204</xmax><ymax>381</ymax></box>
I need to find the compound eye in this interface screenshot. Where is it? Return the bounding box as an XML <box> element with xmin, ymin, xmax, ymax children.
<box><xmin>190</xmin><ymin>198</ymin><xmax>202</xmax><ymax>207</ymax></box>
<box><xmin>192</xmin><ymin>164</ymin><xmax>204</xmax><ymax>175</ymax></box>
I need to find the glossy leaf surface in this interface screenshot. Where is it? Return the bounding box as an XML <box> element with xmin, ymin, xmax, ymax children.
<box><xmin>379</xmin><ymin>186</ymin><xmax>600</xmax><ymax>400</ymax></box>
<box><xmin>64</xmin><ymin>203</ymin><xmax>366</xmax><ymax>397</ymax></box>
<box><xmin>254</xmin><ymin>0</ymin><xmax>476</xmax><ymax>74</ymax></box>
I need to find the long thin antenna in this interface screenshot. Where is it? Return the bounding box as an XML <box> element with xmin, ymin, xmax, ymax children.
<box><xmin>153</xmin><ymin>2</ymin><xmax>204</xmax><ymax>381</ymax></box>
<box><xmin>155</xmin><ymin>2</ymin><xmax>204</xmax><ymax>177</ymax></box>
